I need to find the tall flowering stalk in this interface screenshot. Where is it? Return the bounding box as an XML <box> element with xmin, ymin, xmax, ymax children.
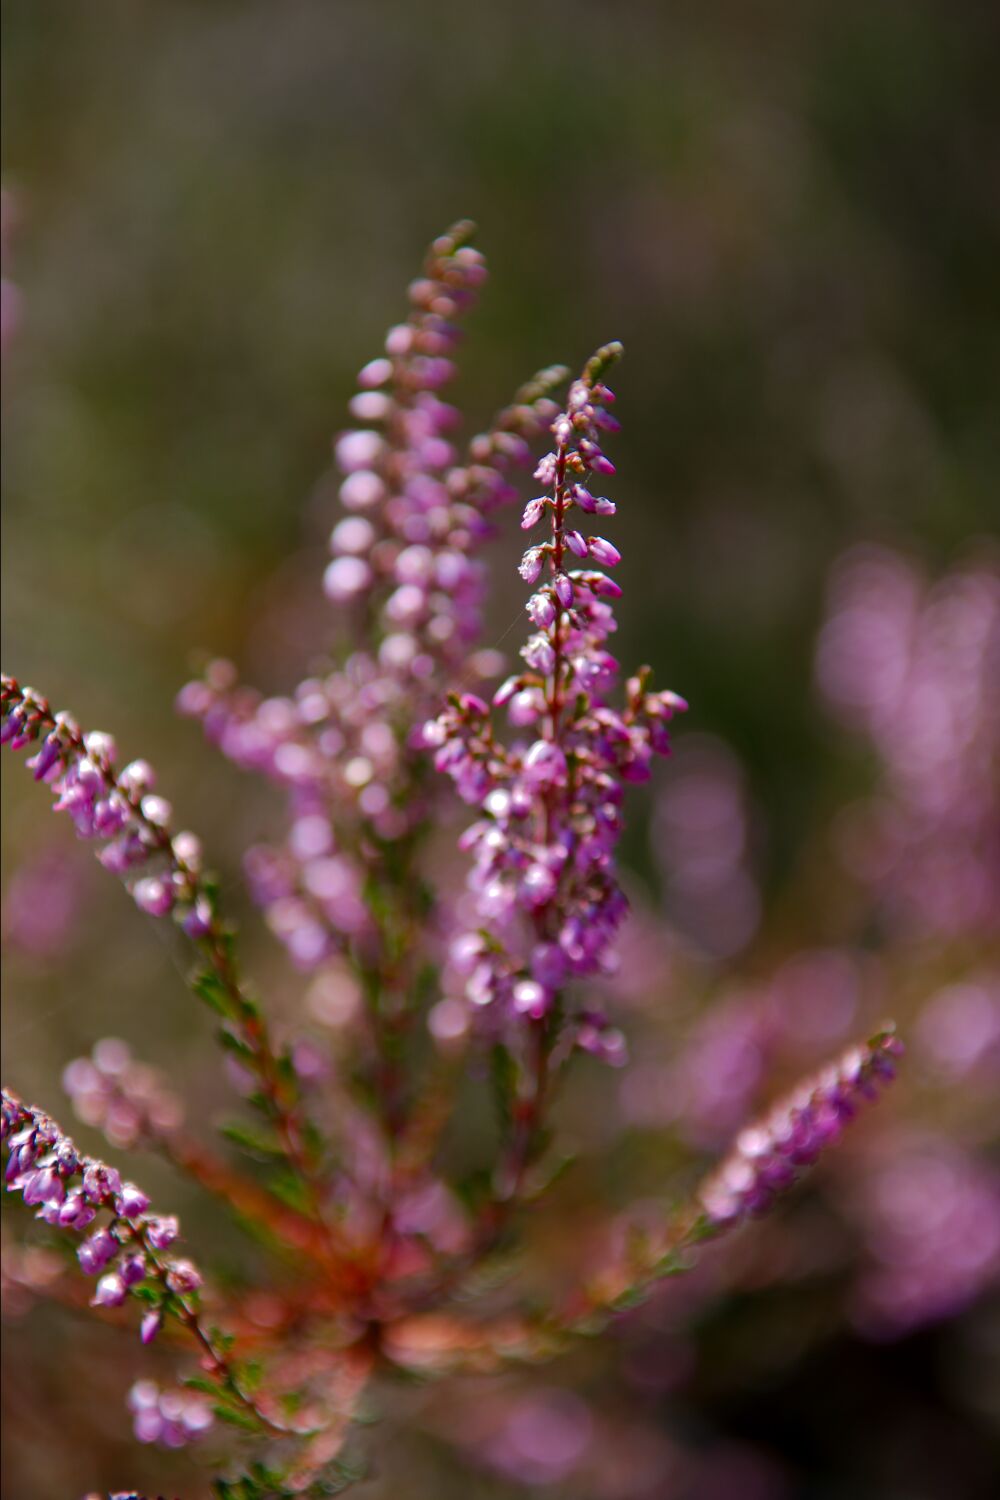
<box><xmin>424</xmin><ymin>343</ymin><xmax>686</xmax><ymax>1202</ymax></box>
<box><xmin>178</xmin><ymin>223</ymin><xmax>565</xmax><ymax>1152</ymax></box>
<box><xmin>1</xmin><ymin>226</ymin><xmax>902</xmax><ymax>1498</ymax></box>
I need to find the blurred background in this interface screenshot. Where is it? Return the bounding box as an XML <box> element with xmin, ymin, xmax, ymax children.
<box><xmin>2</xmin><ymin>2</ymin><xmax>998</xmax><ymax>1497</ymax></box>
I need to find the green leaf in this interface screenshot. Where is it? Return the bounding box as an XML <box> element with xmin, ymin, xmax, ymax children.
<box><xmin>490</xmin><ymin>1043</ymin><xmax>517</xmax><ymax>1135</ymax></box>
<box><xmin>191</xmin><ymin>969</ymin><xmax>233</xmax><ymax>1017</ymax></box>
<box><xmin>219</xmin><ymin>1120</ymin><xmax>284</xmax><ymax>1157</ymax></box>
<box><xmin>216</xmin><ymin>1028</ymin><xmax>257</xmax><ymax>1062</ymax></box>
<box><xmin>610</xmin><ymin>1284</ymin><xmax>651</xmax><ymax>1311</ymax></box>
<box><xmin>213</xmin><ymin>1403</ymin><xmax>263</xmax><ymax>1432</ymax></box>
<box><xmin>184</xmin><ymin>1374</ymin><xmax>227</xmax><ymax>1398</ymax></box>
<box><xmin>265</xmin><ymin>1168</ymin><xmax>312</xmax><ymax>1215</ymax></box>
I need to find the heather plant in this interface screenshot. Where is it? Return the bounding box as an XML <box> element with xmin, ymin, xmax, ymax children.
<box><xmin>0</xmin><ymin>224</ymin><xmax>905</xmax><ymax>1499</ymax></box>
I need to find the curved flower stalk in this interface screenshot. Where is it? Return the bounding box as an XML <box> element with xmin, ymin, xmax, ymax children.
<box><xmin>569</xmin><ymin>1026</ymin><xmax>904</xmax><ymax>1329</ymax></box>
<box><xmin>694</xmin><ymin>1024</ymin><xmax>903</xmax><ymax>1228</ymax></box>
<box><xmin>384</xmin><ymin>1027</ymin><xmax>903</xmax><ymax>1374</ymax></box>
<box><xmin>0</xmin><ymin>675</ymin><xmax>339</xmax><ymax>1257</ymax></box>
<box><xmin>1</xmin><ymin>1089</ymin><xmax>333</xmax><ymax>1453</ymax></box>
<box><xmin>3</xmin><ymin>1089</ymin><xmax>197</xmax><ymax>1350</ymax></box>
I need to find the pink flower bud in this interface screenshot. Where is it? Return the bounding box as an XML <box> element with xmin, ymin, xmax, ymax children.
<box><xmin>512</xmin><ymin>979</ymin><xmax>550</xmax><ymax>1019</ymax></box>
<box><xmin>587</xmin><ymin>536</ymin><xmax>621</xmax><ymax>567</ymax></box>
<box><xmin>554</xmin><ymin>574</ymin><xmax>574</xmax><ymax>608</ymax></box>
<box><xmin>92</xmin><ymin>1272</ymin><xmax>127</xmax><ymax>1308</ymax></box>
<box><xmin>132</xmin><ymin>878</ymin><xmax>174</xmax><ymax>918</ymax></box>
<box><xmin>140</xmin><ymin>1309</ymin><xmax>163</xmax><ymax>1345</ymax></box>
<box><xmin>527</xmin><ymin>592</ymin><xmax>556</xmax><ymax>629</ymax></box>
<box><xmin>324</xmin><ymin>555</ymin><xmax>373</xmax><ymax>602</ymax></box>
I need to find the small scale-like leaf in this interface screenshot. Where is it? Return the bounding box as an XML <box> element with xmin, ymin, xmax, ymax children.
<box><xmin>191</xmin><ymin>969</ymin><xmax>233</xmax><ymax>1017</ymax></box>
<box><xmin>219</xmin><ymin>1120</ymin><xmax>284</xmax><ymax>1158</ymax></box>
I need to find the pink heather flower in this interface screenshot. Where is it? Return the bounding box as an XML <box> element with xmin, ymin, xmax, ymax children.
<box><xmin>132</xmin><ymin>876</ymin><xmax>174</xmax><ymax>918</ymax></box>
<box><xmin>429</xmin><ymin>344</ymin><xmax>686</xmax><ymax>1046</ymax></box>
<box><xmin>2</xmin><ymin>1088</ymin><xmax>198</xmax><ymax>1341</ymax></box>
<box><xmin>0</xmin><ymin>678</ymin><xmax>228</xmax><ymax>957</ymax></box>
<box><xmin>816</xmin><ymin>547</ymin><xmax>1000</xmax><ymax>941</ymax></box>
<box><xmin>335</xmin><ymin>429</ymin><xmax>386</xmax><ymax>472</ymax></box>
<box><xmin>698</xmin><ymin>1028</ymin><xmax>903</xmax><ymax>1228</ymax></box>
<box><xmin>120</xmin><ymin>1252</ymin><xmax>148</xmax><ymax>1286</ymax></box>
<box><xmin>587</xmin><ymin>536</ymin><xmax>620</xmax><ymax>567</ymax></box>
<box><xmin>323</xmin><ymin>554</ymin><xmax>373</xmax><ymax>602</ymax></box>
<box><xmin>128</xmin><ymin>1380</ymin><xmax>213</xmax><ymax>1448</ymax></box>
<box><xmin>63</xmin><ymin>1039</ymin><xmax>183</xmax><ymax>1153</ymax></box>
<box><xmin>118</xmin><ymin>1182</ymin><xmax>151</xmax><ymax>1218</ymax></box>
<box><xmin>146</xmin><ymin>1215</ymin><xmax>180</xmax><ymax>1250</ymax></box>
<box><xmin>78</xmin><ymin>1228</ymin><xmax>118</xmax><ymax>1275</ymax></box>
<box><xmin>140</xmin><ymin>1309</ymin><xmax>163</xmax><ymax>1345</ymax></box>
<box><xmin>554</xmin><ymin>573</ymin><xmax>574</xmax><ymax>608</ymax></box>
<box><xmin>527</xmin><ymin>591</ymin><xmax>557</xmax><ymax>629</ymax></box>
<box><xmin>92</xmin><ymin>1271</ymin><xmax>127</xmax><ymax>1308</ymax></box>
<box><xmin>165</xmin><ymin>1258</ymin><xmax>203</xmax><ymax>1294</ymax></box>
<box><xmin>175</xmin><ymin>225</ymin><xmax>566</xmax><ymax>975</ymax></box>
<box><xmin>512</xmin><ymin>979</ymin><xmax>550</xmax><ymax>1019</ymax></box>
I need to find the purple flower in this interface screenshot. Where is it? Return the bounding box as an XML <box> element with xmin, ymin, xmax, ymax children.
<box><xmin>2</xmin><ymin>1089</ymin><xmax>200</xmax><ymax>1345</ymax></box>
<box><xmin>512</xmin><ymin>979</ymin><xmax>550</xmax><ymax>1019</ymax></box>
<box><xmin>173</xmin><ymin>225</ymin><xmax>565</xmax><ymax>978</ymax></box>
<box><xmin>128</xmin><ymin>1379</ymin><xmax>213</xmax><ymax>1448</ymax></box>
<box><xmin>587</xmin><ymin>536</ymin><xmax>620</xmax><ymax>567</ymax></box>
<box><xmin>431</xmin><ymin>344</ymin><xmax>686</xmax><ymax>1050</ymax></box>
<box><xmin>527</xmin><ymin>592</ymin><xmax>557</xmax><ymax>629</ymax></box>
<box><xmin>698</xmin><ymin>1029</ymin><xmax>904</xmax><ymax>1229</ymax></box>
<box><xmin>145</xmin><ymin>1214</ymin><xmax>180</xmax><ymax>1250</ymax></box>
<box><xmin>58</xmin><ymin>1190</ymin><xmax>97</xmax><ymax>1230</ymax></box>
<box><xmin>78</xmin><ymin>1227</ymin><xmax>118</xmax><ymax>1275</ymax></box>
<box><xmin>140</xmin><ymin>1309</ymin><xmax>163</xmax><ymax>1345</ymax></box>
<box><xmin>92</xmin><ymin>1271</ymin><xmax>127</xmax><ymax>1308</ymax></box>
<box><xmin>165</xmin><ymin>1257</ymin><xmax>202</xmax><ymax>1294</ymax></box>
<box><xmin>117</xmin><ymin>1181</ymin><xmax>151</xmax><ymax>1218</ymax></box>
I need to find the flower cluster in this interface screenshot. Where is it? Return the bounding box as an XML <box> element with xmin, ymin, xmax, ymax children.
<box><xmin>697</xmin><ymin>1028</ymin><xmax>903</xmax><ymax>1228</ymax></box>
<box><xmin>0</xmin><ymin>675</ymin><xmax>212</xmax><ymax>937</ymax></box>
<box><xmin>1</xmin><ymin>673</ymin><xmax>319</xmax><ymax>1201</ymax></box>
<box><xmin>425</xmin><ymin>344</ymin><xmax>686</xmax><ymax>1046</ymax></box>
<box><xmin>127</xmin><ymin>1379</ymin><xmax>214</xmax><ymax>1449</ymax></box>
<box><xmin>177</xmin><ymin>224</ymin><xmax>566</xmax><ymax>981</ymax></box>
<box><xmin>816</xmin><ymin>545</ymin><xmax>1000</xmax><ymax>938</ymax></box>
<box><xmin>62</xmin><ymin>1039</ymin><xmax>184</xmax><ymax>1153</ymax></box>
<box><xmin>2</xmin><ymin>1087</ymin><xmax>198</xmax><ymax>1343</ymax></box>
<box><xmin>848</xmin><ymin>1128</ymin><xmax>1000</xmax><ymax>1335</ymax></box>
